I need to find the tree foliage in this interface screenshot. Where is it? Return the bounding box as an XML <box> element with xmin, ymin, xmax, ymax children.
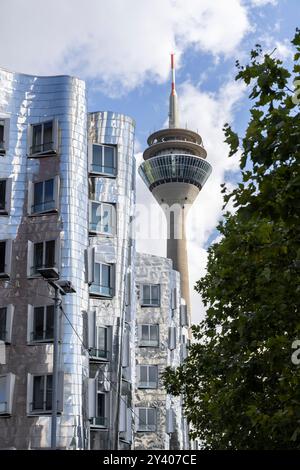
<box><xmin>163</xmin><ymin>30</ymin><xmax>300</xmax><ymax>450</ymax></box>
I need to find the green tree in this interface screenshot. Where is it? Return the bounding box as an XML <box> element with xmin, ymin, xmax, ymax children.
<box><xmin>163</xmin><ymin>30</ymin><xmax>300</xmax><ymax>450</ymax></box>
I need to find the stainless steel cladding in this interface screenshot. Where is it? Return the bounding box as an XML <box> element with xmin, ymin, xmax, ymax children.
<box><xmin>0</xmin><ymin>67</ymin><xmax>89</xmax><ymax>449</ymax></box>
<box><xmin>87</xmin><ymin>112</ymin><xmax>136</xmax><ymax>450</ymax></box>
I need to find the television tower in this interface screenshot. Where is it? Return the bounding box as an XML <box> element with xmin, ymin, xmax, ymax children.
<box><xmin>139</xmin><ymin>54</ymin><xmax>212</xmax><ymax>321</ymax></box>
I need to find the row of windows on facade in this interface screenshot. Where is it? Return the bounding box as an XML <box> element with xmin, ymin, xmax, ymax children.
<box><xmin>0</xmin><ymin>239</ymin><xmax>182</xmax><ymax>308</ymax></box>
<box><xmin>0</xmin><ymin>371</ymin><xmax>175</xmax><ymax>434</ymax></box>
<box><xmin>0</xmin><ymin>304</ymin><xmax>184</xmax><ymax>357</ymax></box>
<box><xmin>0</xmin><ymin>118</ymin><xmax>117</xmax><ymax>177</ymax></box>
<box><xmin>0</xmin><ymin>176</ymin><xmax>117</xmax><ymax>237</ymax></box>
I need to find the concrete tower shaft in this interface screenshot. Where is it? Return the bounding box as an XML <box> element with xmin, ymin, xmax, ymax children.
<box><xmin>139</xmin><ymin>55</ymin><xmax>212</xmax><ymax>322</ymax></box>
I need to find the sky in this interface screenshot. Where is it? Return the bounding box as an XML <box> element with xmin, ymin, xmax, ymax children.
<box><xmin>0</xmin><ymin>0</ymin><xmax>298</xmax><ymax>323</ymax></box>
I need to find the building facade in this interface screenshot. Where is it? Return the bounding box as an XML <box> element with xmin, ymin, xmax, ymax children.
<box><xmin>0</xmin><ymin>68</ymin><xmax>136</xmax><ymax>449</ymax></box>
<box><xmin>133</xmin><ymin>253</ymin><xmax>189</xmax><ymax>450</ymax></box>
<box><xmin>86</xmin><ymin>111</ymin><xmax>136</xmax><ymax>450</ymax></box>
<box><xmin>0</xmin><ymin>68</ymin><xmax>89</xmax><ymax>449</ymax></box>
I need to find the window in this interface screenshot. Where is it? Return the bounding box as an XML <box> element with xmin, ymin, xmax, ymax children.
<box><xmin>166</xmin><ymin>408</ymin><xmax>175</xmax><ymax>434</ymax></box>
<box><xmin>90</xmin><ymin>262</ymin><xmax>114</xmax><ymax>297</ymax></box>
<box><xmin>88</xmin><ymin>377</ymin><xmax>108</xmax><ymax>428</ymax></box>
<box><xmin>28</xmin><ymin>305</ymin><xmax>54</xmax><ymax>342</ymax></box>
<box><xmin>0</xmin><ymin>120</ymin><xmax>4</xmax><ymax>152</ymax></box>
<box><xmin>29</xmin><ymin>119</ymin><xmax>58</xmax><ymax>157</ymax></box>
<box><xmin>138</xmin><ymin>365</ymin><xmax>158</xmax><ymax>388</ymax></box>
<box><xmin>0</xmin><ymin>305</ymin><xmax>14</xmax><ymax>343</ymax></box>
<box><xmin>0</xmin><ymin>240</ymin><xmax>12</xmax><ymax>278</ymax></box>
<box><xmin>139</xmin><ymin>324</ymin><xmax>159</xmax><ymax>347</ymax></box>
<box><xmin>90</xmin><ymin>144</ymin><xmax>117</xmax><ymax>177</ymax></box>
<box><xmin>141</xmin><ymin>284</ymin><xmax>160</xmax><ymax>307</ymax></box>
<box><xmin>0</xmin><ymin>179</ymin><xmax>12</xmax><ymax>215</ymax></box>
<box><xmin>87</xmin><ymin>311</ymin><xmax>110</xmax><ymax>361</ymax></box>
<box><xmin>137</xmin><ymin>407</ymin><xmax>157</xmax><ymax>432</ymax></box>
<box><xmin>90</xmin><ymin>327</ymin><xmax>108</xmax><ymax>360</ymax></box>
<box><xmin>28</xmin><ymin>177</ymin><xmax>59</xmax><ymax>215</ymax></box>
<box><xmin>0</xmin><ymin>373</ymin><xmax>15</xmax><ymax>415</ymax></box>
<box><xmin>27</xmin><ymin>239</ymin><xmax>59</xmax><ymax>278</ymax></box>
<box><xmin>0</xmin><ymin>118</ymin><xmax>9</xmax><ymax>155</ymax></box>
<box><xmin>27</xmin><ymin>372</ymin><xmax>63</xmax><ymax>415</ymax></box>
<box><xmin>89</xmin><ymin>201</ymin><xmax>115</xmax><ymax>235</ymax></box>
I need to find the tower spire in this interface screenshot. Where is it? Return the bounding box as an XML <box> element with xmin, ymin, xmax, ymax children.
<box><xmin>169</xmin><ymin>53</ymin><xmax>179</xmax><ymax>128</ymax></box>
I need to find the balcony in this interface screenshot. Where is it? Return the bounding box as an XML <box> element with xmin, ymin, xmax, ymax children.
<box><xmin>89</xmin><ymin>284</ymin><xmax>113</xmax><ymax>298</ymax></box>
<box><xmin>30</xmin><ymin>141</ymin><xmax>57</xmax><ymax>157</ymax></box>
<box><xmin>30</xmin><ymin>263</ymin><xmax>59</xmax><ymax>279</ymax></box>
<box><xmin>89</xmin><ymin>347</ymin><xmax>109</xmax><ymax>361</ymax></box>
<box><xmin>31</xmin><ymin>199</ymin><xmax>56</xmax><ymax>215</ymax></box>
<box><xmin>91</xmin><ymin>416</ymin><xmax>108</xmax><ymax>428</ymax></box>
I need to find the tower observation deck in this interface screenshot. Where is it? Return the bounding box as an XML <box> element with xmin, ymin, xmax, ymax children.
<box><xmin>139</xmin><ymin>54</ymin><xmax>212</xmax><ymax>321</ymax></box>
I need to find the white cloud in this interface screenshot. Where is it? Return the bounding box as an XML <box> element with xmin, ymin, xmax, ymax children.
<box><xmin>0</xmin><ymin>0</ymin><xmax>250</xmax><ymax>94</ymax></box>
<box><xmin>136</xmin><ymin>78</ymin><xmax>246</xmax><ymax>323</ymax></box>
<box><xmin>250</xmin><ymin>0</ymin><xmax>277</xmax><ymax>6</ymax></box>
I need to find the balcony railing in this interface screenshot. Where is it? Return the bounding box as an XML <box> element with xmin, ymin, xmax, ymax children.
<box><xmin>90</xmin><ymin>163</ymin><xmax>116</xmax><ymax>177</ymax></box>
<box><xmin>30</xmin><ymin>330</ymin><xmax>54</xmax><ymax>343</ymax></box>
<box><xmin>89</xmin><ymin>284</ymin><xmax>113</xmax><ymax>298</ymax></box>
<box><xmin>91</xmin><ymin>416</ymin><xmax>108</xmax><ymax>428</ymax></box>
<box><xmin>138</xmin><ymin>381</ymin><xmax>157</xmax><ymax>389</ymax></box>
<box><xmin>31</xmin><ymin>262</ymin><xmax>58</xmax><ymax>277</ymax></box>
<box><xmin>139</xmin><ymin>339</ymin><xmax>159</xmax><ymax>347</ymax></box>
<box><xmin>29</xmin><ymin>400</ymin><xmax>52</xmax><ymax>413</ymax></box>
<box><xmin>89</xmin><ymin>347</ymin><xmax>109</xmax><ymax>360</ymax></box>
<box><xmin>32</xmin><ymin>200</ymin><xmax>56</xmax><ymax>214</ymax></box>
<box><xmin>30</xmin><ymin>141</ymin><xmax>56</xmax><ymax>156</ymax></box>
<box><xmin>89</xmin><ymin>222</ymin><xmax>114</xmax><ymax>235</ymax></box>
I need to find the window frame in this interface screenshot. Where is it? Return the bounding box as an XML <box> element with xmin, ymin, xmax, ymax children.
<box><xmin>28</xmin><ymin>176</ymin><xmax>59</xmax><ymax>216</ymax></box>
<box><xmin>138</xmin><ymin>324</ymin><xmax>159</xmax><ymax>347</ymax></box>
<box><xmin>137</xmin><ymin>407</ymin><xmax>157</xmax><ymax>432</ymax></box>
<box><xmin>0</xmin><ymin>118</ymin><xmax>10</xmax><ymax>155</ymax></box>
<box><xmin>0</xmin><ymin>178</ymin><xmax>12</xmax><ymax>215</ymax></box>
<box><xmin>0</xmin><ymin>373</ymin><xmax>15</xmax><ymax>416</ymax></box>
<box><xmin>89</xmin><ymin>261</ymin><xmax>115</xmax><ymax>298</ymax></box>
<box><xmin>28</xmin><ymin>119</ymin><xmax>58</xmax><ymax>157</ymax></box>
<box><xmin>0</xmin><ymin>305</ymin><xmax>14</xmax><ymax>344</ymax></box>
<box><xmin>27</xmin><ymin>372</ymin><xmax>64</xmax><ymax>415</ymax></box>
<box><xmin>27</xmin><ymin>238</ymin><xmax>60</xmax><ymax>278</ymax></box>
<box><xmin>138</xmin><ymin>365</ymin><xmax>158</xmax><ymax>389</ymax></box>
<box><xmin>89</xmin><ymin>200</ymin><xmax>116</xmax><ymax>236</ymax></box>
<box><xmin>89</xmin><ymin>143</ymin><xmax>117</xmax><ymax>177</ymax></box>
<box><xmin>141</xmin><ymin>284</ymin><xmax>160</xmax><ymax>307</ymax></box>
<box><xmin>0</xmin><ymin>239</ymin><xmax>12</xmax><ymax>279</ymax></box>
<box><xmin>27</xmin><ymin>304</ymin><xmax>54</xmax><ymax>343</ymax></box>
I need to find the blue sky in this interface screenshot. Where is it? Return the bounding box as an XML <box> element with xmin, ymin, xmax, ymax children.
<box><xmin>1</xmin><ymin>0</ymin><xmax>298</xmax><ymax>322</ymax></box>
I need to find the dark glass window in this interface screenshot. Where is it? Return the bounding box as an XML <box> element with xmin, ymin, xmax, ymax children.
<box><xmin>91</xmin><ymin>144</ymin><xmax>116</xmax><ymax>176</ymax></box>
<box><xmin>32</xmin><ymin>305</ymin><xmax>54</xmax><ymax>341</ymax></box>
<box><xmin>32</xmin><ymin>375</ymin><xmax>52</xmax><ymax>412</ymax></box>
<box><xmin>0</xmin><ymin>180</ymin><xmax>6</xmax><ymax>211</ymax></box>
<box><xmin>33</xmin><ymin>179</ymin><xmax>55</xmax><ymax>213</ymax></box>
<box><xmin>93</xmin><ymin>393</ymin><xmax>106</xmax><ymax>427</ymax></box>
<box><xmin>0</xmin><ymin>241</ymin><xmax>5</xmax><ymax>273</ymax></box>
<box><xmin>31</xmin><ymin>121</ymin><xmax>53</xmax><ymax>154</ymax></box>
<box><xmin>33</xmin><ymin>240</ymin><xmax>55</xmax><ymax>274</ymax></box>
<box><xmin>0</xmin><ymin>120</ymin><xmax>5</xmax><ymax>149</ymax></box>
<box><xmin>0</xmin><ymin>307</ymin><xmax>6</xmax><ymax>342</ymax></box>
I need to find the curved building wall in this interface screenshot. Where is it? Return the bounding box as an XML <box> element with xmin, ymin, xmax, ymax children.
<box><xmin>0</xmin><ymin>68</ymin><xmax>89</xmax><ymax>449</ymax></box>
<box><xmin>87</xmin><ymin>112</ymin><xmax>136</xmax><ymax>450</ymax></box>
